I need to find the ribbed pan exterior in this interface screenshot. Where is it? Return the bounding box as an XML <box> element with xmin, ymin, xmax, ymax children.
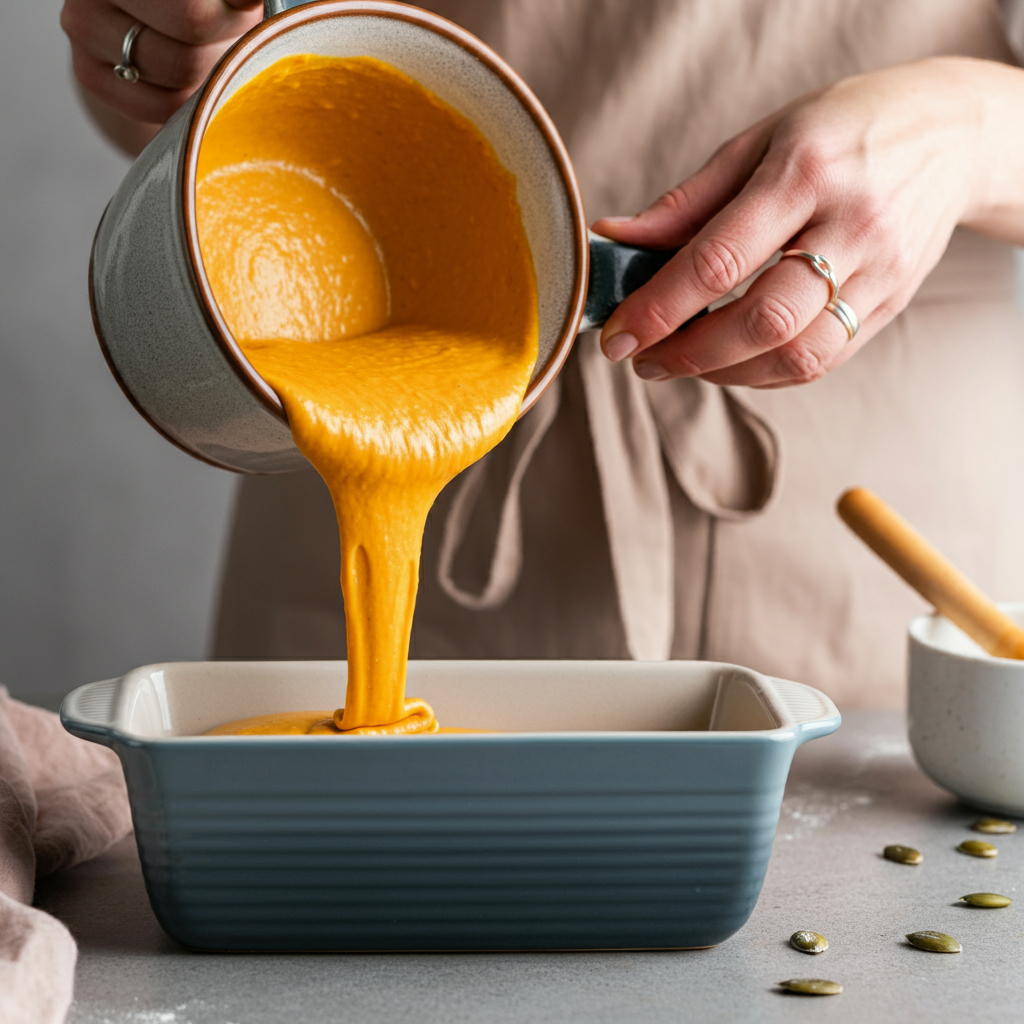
<box><xmin>119</xmin><ymin>734</ymin><xmax>795</xmax><ymax>951</ymax></box>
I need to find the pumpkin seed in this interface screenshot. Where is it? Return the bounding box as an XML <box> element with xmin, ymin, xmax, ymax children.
<box><xmin>971</xmin><ymin>818</ymin><xmax>1017</xmax><ymax>835</ymax></box>
<box><xmin>959</xmin><ymin>892</ymin><xmax>1012</xmax><ymax>908</ymax></box>
<box><xmin>778</xmin><ymin>978</ymin><xmax>842</xmax><ymax>996</ymax></box>
<box><xmin>884</xmin><ymin>844</ymin><xmax>923</xmax><ymax>865</ymax></box>
<box><xmin>958</xmin><ymin>839</ymin><xmax>997</xmax><ymax>858</ymax></box>
<box><xmin>790</xmin><ymin>930</ymin><xmax>828</xmax><ymax>954</ymax></box>
<box><xmin>906</xmin><ymin>930</ymin><xmax>961</xmax><ymax>953</ymax></box>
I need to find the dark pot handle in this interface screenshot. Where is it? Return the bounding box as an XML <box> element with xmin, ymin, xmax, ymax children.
<box><xmin>581</xmin><ymin>231</ymin><xmax>706</xmax><ymax>333</ymax></box>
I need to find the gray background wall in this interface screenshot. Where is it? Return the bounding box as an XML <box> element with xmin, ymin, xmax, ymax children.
<box><xmin>0</xmin><ymin>3</ymin><xmax>236</xmax><ymax>709</ymax></box>
<box><xmin>2</xmin><ymin>4</ymin><xmax>1024</xmax><ymax>711</ymax></box>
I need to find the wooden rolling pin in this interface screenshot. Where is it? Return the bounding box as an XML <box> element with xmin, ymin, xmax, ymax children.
<box><xmin>837</xmin><ymin>486</ymin><xmax>1024</xmax><ymax>660</ymax></box>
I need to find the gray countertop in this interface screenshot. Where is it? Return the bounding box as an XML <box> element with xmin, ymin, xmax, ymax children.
<box><xmin>37</xmin><ymin>711</ymin><xmax>1023</xmax><ymax>1023</ymax></box>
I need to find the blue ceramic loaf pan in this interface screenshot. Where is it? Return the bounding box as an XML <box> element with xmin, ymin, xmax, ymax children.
<box><xmin>61</xmin><ymin>660</ymin><xmax>839</xmax><ymax>951</ymax></box>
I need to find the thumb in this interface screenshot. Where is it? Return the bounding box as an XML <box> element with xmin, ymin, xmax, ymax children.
<box><xmin>591</xmin><ymin>122</ymin><xmax>773</xmax><ymax>249</ymax></box>
<box><xmin>592</xmin><ymin>184</ymin><xmax>705</xmax><ymax>249</ymax></box>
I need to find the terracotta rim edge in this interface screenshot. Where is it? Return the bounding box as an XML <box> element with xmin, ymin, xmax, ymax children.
<box><xmin>180</xmin><ymin>0</ymin><xmax>589</xmax><ymax>425</ymax></box>
<box><xmin>88</xmin><ymin>212</ymin><xmax>247</xmax><ymax>474</ymax></box>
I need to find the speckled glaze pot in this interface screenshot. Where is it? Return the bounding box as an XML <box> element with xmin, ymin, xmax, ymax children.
<box><xmin>909</xmin><ymin>604</ymin><xmax>1024</xmax><ymax>816</ymax></box>
<box><xmin>90</xmin><ymin>0</ymin><xmax>676</xmax><ymax>474</ymax></box>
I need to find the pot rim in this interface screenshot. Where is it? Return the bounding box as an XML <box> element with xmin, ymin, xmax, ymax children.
<box><xmin>908</xmin><ymin>602</ymin><xmax>1024</xmax><ymax>668</ymax></box>
<box><xmin>180</xmin><ymin>0</ymin><xmax>589</xmax><ymax>426</ymax></box>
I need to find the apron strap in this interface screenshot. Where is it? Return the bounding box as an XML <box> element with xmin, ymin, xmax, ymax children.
<box><xmin>578</xmin><ymin>335</ymin><xmax>675</xmax><ymax>661</ymax></box>
<box><xmin>437</xmin><ymin>377</ymin><xmax>562</xmax><ymax>610</ymax></box>
<box><xmin>645</xmin><ymin>377</ymin><xmax>781</xmax><ymax>520</ymax></box>
<box><xmin>435</xmin><ymin>336</ymin><xmax>781</xmax><ymax>661</ymax></box>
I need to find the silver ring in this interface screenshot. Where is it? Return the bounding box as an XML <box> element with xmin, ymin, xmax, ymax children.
<box><xmin>781</xmin><ymin>249</ymin><xmax>859</xmax><ymax>341</ymax></box>
<box><xmin>113</xmin><ymin>22</ymin><xmax>144</xmax><ymax>83</ymax></box>
<box><xmin>780</xmin><ymin>249</ymin><xmax>839</xmax><ymax>304</ymax></box>
<box><xmin>826</xmin><ymin>296</ymin><xmax>859</xmax><ymax>341</ymax></box>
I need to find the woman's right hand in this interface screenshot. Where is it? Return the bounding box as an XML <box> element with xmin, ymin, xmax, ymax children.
<box><xmin>61</xmin><ymin>0</ymin><xmax>262</xmax><ymax>153</ymax></box>
<box><xmin>591</xmin><ymin>57</ymin><xmax>1024</xmax><ymax>390</ymax></box>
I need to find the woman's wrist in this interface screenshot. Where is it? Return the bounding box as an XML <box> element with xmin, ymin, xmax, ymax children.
<box><xmin>951</xmin><ymin>57</ymin><xmax>1024</xmax><ymax>244</ymax></box>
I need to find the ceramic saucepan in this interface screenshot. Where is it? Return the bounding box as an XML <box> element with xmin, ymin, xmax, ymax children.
<box><xmin>90</xmin><ymin>0</ymin><xmax>682</xmax><ymax>474</ymax></box>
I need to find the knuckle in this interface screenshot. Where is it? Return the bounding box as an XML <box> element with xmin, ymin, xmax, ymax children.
<box><xmin>844</xmin><ymin>198</ymin><xmax>894</xmax><ymax>252</ymax></box>
<box><xmin>58</xmin><ymin>5</ymin><xmax>74</xmax><ymax>39</ymax></box>
<box><xmin>176</xmin><ymin>8</ymin><xmax>221</xmax><ymax>46</ymax></box>
<box><xmin>166</xmin><ymin>45</ymin><xmax>212</xmax><ymax>89</ymax></box>
<box><xmin>775</xmin><ymin>139</ymin><xmax>834</xmax><ymax>199</ymax></box>
<box><xmin>689</xmin><ymin>238</ymin><xmax>743</xmax><ymax>295</ymax></box>
<box><xmin>873</xmin><ymin>288</ymin><xmax>911</xmax><ymax>322</ymax></box>
<box><xmin>640</xmin><ymin>300</ymin><xmax>678</xmax><ymax>339</ymax></box>
<box><xmin>650</xmin><ymin>185</ymin><xmax>690</xmax><ymax>216</ymax></box>
<box><xmin>716</xmin><ymin>133</ymin><xmax>752</xmax><ymax>163</ymax></box>
<box><xmin>878</xmin><ymin>244</ymin><xmax>913</xmax><ymax>283</ymax></box>
<box><xmin>745</xmin><ymin>295</ymin><xmax>799</xmax><ymax>348</ymax></box>
<box><xmin>71</xmin><ymin>52</ymin><xmax>104</xmax><ymax>91</ymax></box>
<box><xmin>671</xmin><ymin>349</ymin><xmax>706</xmax><ymax>378</ymax></box>
<box><xmin>59</xmin><ymin>1</ymin><xmax>87</xmax><ymax>42</ymax></box>
<box><xmin>775</xmin><ymin>341</ymin><xmax>828</xmax><ymax>385</ymax></box>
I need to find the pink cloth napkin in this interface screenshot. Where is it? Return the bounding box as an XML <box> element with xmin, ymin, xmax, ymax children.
<box><xmin>0</xmin><ymin>686</ymin><xmax>133</xmax><ymax>1024</ymax></box>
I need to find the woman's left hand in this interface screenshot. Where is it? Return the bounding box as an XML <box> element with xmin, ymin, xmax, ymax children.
<box><xmin>592</xmin><ymin>57</ymin><xmax>1024</xmax><ymax>388</ymax></box>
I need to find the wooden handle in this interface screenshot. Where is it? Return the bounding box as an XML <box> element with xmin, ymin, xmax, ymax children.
<box><xmin>836</xmin><ymin>487</ymin><xmax>1024</xmax><ymax>660</ymax></box>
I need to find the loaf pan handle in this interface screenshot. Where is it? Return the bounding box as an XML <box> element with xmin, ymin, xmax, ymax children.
<box><xmin>60</xmin><ymin>678</ymin><xmax>123</xmax><ymax>747</ymax></box>
<box><xmin>766</xmin><ymin>677</ymin><xmax>841</xmax><ymax>744</ymax></box>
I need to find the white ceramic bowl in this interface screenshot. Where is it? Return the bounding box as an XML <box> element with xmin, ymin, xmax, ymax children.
<box><xmin>909</xmin><ymin>603</ymin><xmax>1024</xmax><ymax>816</ymax></box>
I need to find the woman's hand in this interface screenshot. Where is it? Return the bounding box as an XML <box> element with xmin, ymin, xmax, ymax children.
<box><xmin>593</xmin><ymin>57</ymin><xmax>1024</xmax><ymax>389</ymax></box>
<box><xmin>61</xmin><ymin>0</ymin><xmax>262</xmax><ymax>154</ymax></box>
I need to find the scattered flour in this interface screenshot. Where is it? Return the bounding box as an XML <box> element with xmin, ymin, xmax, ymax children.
<box><xmin>856</xmin><ymin>734</ymin><xmax>912</xmax><ymax>762</ymax></box>
<box><xmin>779</xmin><ymin>786</ymin><xmax>874</xmax><ymax>841</ymax></box>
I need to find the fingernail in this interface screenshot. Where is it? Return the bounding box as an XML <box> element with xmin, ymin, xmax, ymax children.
<box><xmin>603</xmin><ymin>332</ymin><xmax>639</xmax><ymax>362</ymax></box>
<box><xmin>598</xmin><ymin>215</ymin><xmax>636</xmax><ymax>225</ymax></box>
<box><xmin>634</xmin><ymin>361</ymin><xmax>671</xmax><ymax>382</ymax></box>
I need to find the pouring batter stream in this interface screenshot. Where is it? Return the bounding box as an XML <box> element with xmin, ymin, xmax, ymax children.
<box><xmin>195</xmin><ymin>55</ymin><xmax>538</xmax><ymax>734</ymax></box>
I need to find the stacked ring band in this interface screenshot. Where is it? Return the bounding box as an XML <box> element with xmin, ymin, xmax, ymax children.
<box><xmin>780</xmin><ymin>249</ymin><xmax>859</xmax><ymax>341</ymax></box>
<box><xmin>113</xmin><ymin>21</ymin><xmax>144</xmax><ymax>82</ymax></box>
<box><xmin>826</xmin><ymin>297</ymin><xmax>859</xmax><ymax>341</ymax></box>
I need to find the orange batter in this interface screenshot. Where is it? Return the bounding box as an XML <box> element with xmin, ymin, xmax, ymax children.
<box><xmin>196</xmin><ymin>55</ymin><xmax>537</xmax><ymax>735</ymax></box>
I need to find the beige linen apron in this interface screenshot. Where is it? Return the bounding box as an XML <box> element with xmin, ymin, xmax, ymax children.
<box><xmin>213</xmin><ymin>0</ymin><xmax>1024</xmax><ymax>710</ymax></box>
